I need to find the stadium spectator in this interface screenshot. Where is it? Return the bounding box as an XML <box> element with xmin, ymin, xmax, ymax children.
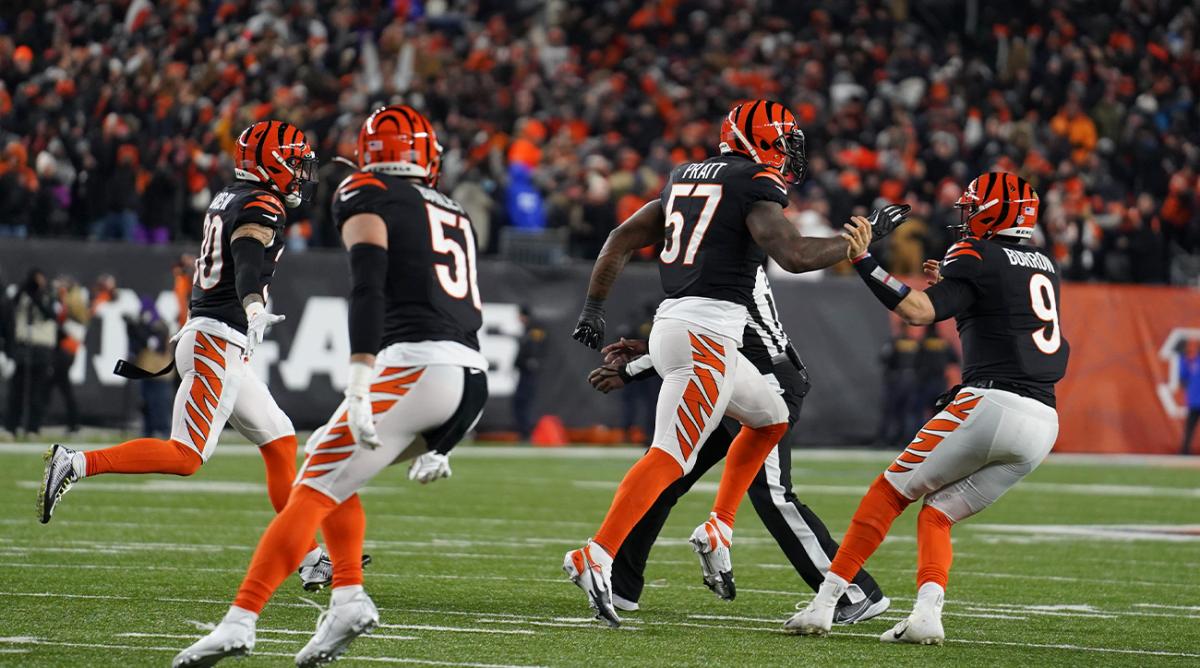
<box><xmin>47</xmin><ymin>275</ymin><xmax>88</xmax><ymax>434</ymax></box>
<box><xmin>1179</xmin><ymin>340</ymin><xmax>1200</xmax><ymax>455</ymax></box>
<box><xmin>6</xmin><ymin>268</ymin><xmax>58</xmax><ymax>437</ymax></box>
<box><xmin>0</xmin><ymin>0</ymin><xmax>1196</xmax><ymax>283</ymax></box>
<box><xmin>124</xmin><ymin>299</ymin><xmax>173</xmax><ymax>439</ymax></box>
<box><xmin>513</xmin><ymin>305</ymin><xmax>546</xmax><ymax>441</ymax></box>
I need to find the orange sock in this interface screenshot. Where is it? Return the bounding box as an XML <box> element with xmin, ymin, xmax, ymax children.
<box><xmin>258</xmin><ymin>435</ymin><xmax>319</xmax><ymax>552</ymax></box>
<box><xmin>592</xmin><ymin>448</ymin><xmax>683</xmax><ymax>556</ymax></box>
<box><xmin>321</xmin><ymin>494</ymin><xmax>366</xmax><ymax>589</ymax></box>
<box><xmin>258</xmin><ymin>435</ymin><xmax>300</xmax><ymax>512</ymax></box>
<box><xmin>712</xmin><ymin>423</ymin><xmax>787</xmax><ymax>527</ymax></box>
<box><xmin>917</xmin><ymin>504</ymin><xmax>955</xmax><ymax>590</ymax></box>
<box><xmin>234</xmin><ymin>485</ymin><xmax>337</xmax><ymax>614</ymax></box>
<box><xmin>83</xmin><ymin>438</ymin><xmax>202</xmax><ymax>477</ymax></box>
<box><xmin>829</xmin><ymin>474</ymin><xmax>913</xmax><ymax>582</ymax></box>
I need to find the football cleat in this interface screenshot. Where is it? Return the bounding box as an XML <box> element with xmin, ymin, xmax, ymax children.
<box><xmin>294</xmin><ymin>590</ymin><xmax>380</xmax><ymax>667</ymax></box>
<box><xmin>298</xmin><ymin>549</ymin><xmax>373</xmax><ymax>592</ymax></box>
<box><xmin>834</xmin><ymin>590</ymin><xmax>891</xmax><ymax>625</ymax></box>
<box><xmin>688</xmin><ymin>513</ymin><xmax>735</xmax><ymax>601</ymax></box>
<box><xmin>611</xmin><ymin>592</ymin><xmax>640</xmax><ymax>612</ymax></box>
<box><xmin>783</xmin><ymin>578</ymin><xmax>845</xmax><ymax>636</ymax></box>
<box><xmin>37</xmin><ymin>444</ymin><xmax>79</xmax><ymax>524</ymax></box>
<box><xmin>563</xmin><ymin>541</ymin><xmax>620</xmax><ymax>628</ymax></box>
<box><xmin>881</xmin><ymin>587</ymin><xmax>944</xmax><ymax>645</ymax></box>
<box><xmin>173</xmin><ymin>617</ymin><xmax>256</xmax><ymax>667</ymax></box>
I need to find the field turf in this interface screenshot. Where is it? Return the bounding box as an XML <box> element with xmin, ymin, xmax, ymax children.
<box><xmin>0</xmin><ymin>442</ymin><xmax>1197</xmax><ymax>667</ymax></box>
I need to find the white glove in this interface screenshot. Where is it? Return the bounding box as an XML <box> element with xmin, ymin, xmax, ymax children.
<box><xmin>244</xmin><ymin>300</ymin><xmax>285</xmax><ymax>361</ymax></box>
<box><xmin>0</xmin><ymin>353</ymin><xmax>14</xmax><ymax>381</ymax></box>
<box><xmin>408</xmin><ymin>451</ymin><xmax>452</xmax><ymax>484</ymax></box>
<box><xmin>345</xmin><ymin>361</ymin><xmax>382</xmax><ymax>449</ymax></box>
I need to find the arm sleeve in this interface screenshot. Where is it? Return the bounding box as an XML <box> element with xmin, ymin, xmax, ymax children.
<box><xmin>622</xmin><ymin>354</ymin><xmax>659</xmax><ymax>382</ymax></box>
<box><xmin>230</xmin><ymin>237</ymin><xmax>266</xmax><ymax>304</ymax></box>
<box><xmin>347</xmin><ymin>243</ymin><xmax>388</xmax><ymax>355</ymax></box>
<box><xmin>926</xmin><ymin>278</ymin><xmax>977</xmax><ymax>322</ymax></box>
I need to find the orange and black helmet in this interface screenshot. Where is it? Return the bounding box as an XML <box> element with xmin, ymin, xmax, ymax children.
<box><xmin>954</xmin><ymin>172</ymin><xmax>1040</xmax><ymax>240</ymax></box>
<box><xmin>234</xmin><ymin>120</ymin><xmax>317</xmax><ymax>208</ymax></box>
<box><xmin>719</xmin><ymin>100</ymin><xmax>808</xmax><ymax>184</ymax></box>
<box><xmin>357</xmin><ymin>105</ymin><xmax>443</xmax><ymax>186</ymax></box>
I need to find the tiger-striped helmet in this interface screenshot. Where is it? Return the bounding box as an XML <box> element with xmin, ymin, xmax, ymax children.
<box><xmin>234</xmin><ymin>120</ymin><xmax>317</xmax><ymax>208</ymax></box>
<box><xmin>357</xmin><ymin>105</ymin><xmax>443</xmax><ymax>186</ymax></box>
<box><xmin>719</xmin><ymin>100</ymin><xmax>808</xmax><ymax>184</ymax></box>
<box><xmin>954</xmin><ymin>172</ymin><xmax>1040</xmax><ymax>240</ymax></box>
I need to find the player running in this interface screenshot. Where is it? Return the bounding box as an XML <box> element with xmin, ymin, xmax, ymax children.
<box><xmin>564</xmin><ymin>100</ymin><xmax>909</xmax><ymax>627</ymax></box>
<box><xmin>587</xmin><ymin>263</ymin><xmax>891</xmax><ymax>623</ymax></box>
<box><xmin>786</xmin><ymin>172</ymin><xmax>1069</xmax><ymax>644</ymax></box>
<box><xmin>36</xmin><ymin>120</ymin><xmax>344</xmax><ymax>588</ymax></box>
<box><xmin>174</xmin><ymin>105</ymin><xmax>488</xmax><ymax>667</ymax></box>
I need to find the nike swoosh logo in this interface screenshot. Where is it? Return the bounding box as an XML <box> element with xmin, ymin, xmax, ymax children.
<box><xmin>340</xmin><ymin>190</ymin><xmax>360</xmax><ymax>201</ymax></box>
<box><xmin>774</xmin><ymin>185</ymin><xmax>788</xmax><ymax>195</ymax></box>
<box><xmin>941</xmin><ymin>258</ymin><xmax>958</xmax><ymax>266</ymax></box>
<box><xmin>262</xmin><ymin>213</ymin><xmax>278</xmax><ymax>221</ymax></box>
<box><xmin>893</xmin><ymin>624</ymin><xmax>907</xmax><ymax>639</ymax></box>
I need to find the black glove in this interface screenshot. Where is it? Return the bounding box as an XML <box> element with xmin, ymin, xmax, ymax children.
<box><xmin>867</xmin><ymin>203</ymin><xmax>912</xmax><ymax>240</ymax></box>
<box><xmin>572</xmin><ymin>297</ymin><xmax>606</xmax><ymax>350</ymax></box>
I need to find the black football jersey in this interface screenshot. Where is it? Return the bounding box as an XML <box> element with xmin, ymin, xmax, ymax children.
<box><xmin>927</xmin><ymin>237</ymin><xmax>1070</xmax><ymax>405</ymax></box>
<box><xmin>189</xmin><ymin>182</ymin><xmax>287</xmax><ymax>333</ymax></box>
<box><xmin>658</xmin><ymin>155</ymin><xmax>789</xmax><ymax>308</ymax></box>
<box><xmin>331</xmin><ymin>172</ymin><xmax>482</xmax><ymax>351</ymax></box>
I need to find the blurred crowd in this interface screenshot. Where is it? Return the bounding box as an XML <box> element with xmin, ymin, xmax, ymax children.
<box><xmin>0</xmin><ymin>259</ymin><xmax>191</xmax><ymax>438</ymax></box>
<box><xmin>1</xmin><ymin>0</ymin><xmax>1198</xmax><ymax>283</ymax></box>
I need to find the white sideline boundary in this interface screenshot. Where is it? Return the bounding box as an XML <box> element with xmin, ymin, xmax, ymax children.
<box><xmin>3</xmin><ymin>442</ymin><xmax>1199</xmax><ymax>467</ymax></box>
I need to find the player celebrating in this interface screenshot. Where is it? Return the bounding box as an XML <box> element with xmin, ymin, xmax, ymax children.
<box><xmin>36</xmin><ymin>120</ymin><xmax>342</xmax><ymax>588</ymax></box>
<box><xmin>174</xmin><ymin>105</ymin><xmax>488</xmax><ymax>667</ymax></box>
<box><xmin>786</xmin><ymin>173</ymin><xmax>1069</xmax><ymax>644</ymax></box>
<box><xmin>588</xmin><ymin>264</ymin><xmax>891</xmax><ymax>623</ymax></box>
<box><xmin>564</xmin><ymin>100</ymin><xmax>909</xmax><ymax>627</ymax></box>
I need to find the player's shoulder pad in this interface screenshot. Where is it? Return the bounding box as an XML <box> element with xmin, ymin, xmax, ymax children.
<box><xmin>745</xmin><ymin>164</ymin><xmax>790</xmax><ymax>209</ymax></box>
<box><xmin>233</xmin><ymin>189</ymin><xmax>286</xmax><ymax>230</ymax></box>
<box><xmin>335</xmin><ymin>171</ymin><xmax>389</xmax><ymax>200</ymax></box>
<box><xmin>939</xmin><ymin>237</ymin><xmax>986</xmax><ymax>279</ymax></box>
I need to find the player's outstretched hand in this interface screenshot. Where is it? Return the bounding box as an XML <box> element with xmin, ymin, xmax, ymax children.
<box><xmin>923</xmin><ymin>259</ymin><xmax>943</xmax><ymax>286</ymax></box>
<box><xmin>842</xmin><ymin>216</ymin><xmax>872</xmax><ymax>260</ymax></box>
<box><xmin>601</xmin><ymin>337</ymin><xmax>648</xmax><ymax>366</ymax></box>
<box><xmin>408</xmin><ymin>451</ymin><xmax>452</xmax><ymax>483</ymax></box>
<box><xmin>588</xmin><ymin>365</ymin><xmax>627</xmax><ymax>394</ymax></box>
<box><xmin>867</xmin><ymin>203</ymin><xmax>912</xmax><ymax>240</ymax></box>
<box><xmin>572</xmin><ymin>297</ymin><xmax>606</xmax><ymax>350</ymax></box>
<box><xmin>346</xmin><ymin>393</ymin><xmax>382</xmax><ymax>450</ymax></box>
<box><xmin>244</xmin><ymin>302</ymin><xmax>285</xmax><ymax>361</ymax></box>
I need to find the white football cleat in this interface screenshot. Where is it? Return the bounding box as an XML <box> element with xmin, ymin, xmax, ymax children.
<box><xmin>881</xmin><ymin>584</ymin><xmax>944</xmax><ymax>645</ymax></box>
<box><xmin>611</xmin><ymin>592</ymin><xmax>640</xmax><ymax>612</ymax></box>
<box><xmin>38</xmin><ymin>444</ymin><xmax>80</xmax><ymax>524</ymax></box>
<box><xmin>563</xmin><ymin>540</ymin><xmax>620</xmax><ymax>627</ymax></box>
<box><xmin>298</xmin><ymin>548</ymin><xmax>374</xmax><ymax>591</ymax></box>
<box><xmin>783</xmin><ymin>578</ymin><xmax>846</xmax><ymax>636</ymax></box>
<box><xmin>294</xmin><ymin>589</ymin><xmax>380</xmax><ymax>667</ymax></box>
<box><xmin>688</xmin><ymin>513</ymin><xmax>735</xmax><ymax>600</ymax></box>
<box><xmin>173</xmin><ymin>616</ymin><xmax>256</xmax><ymax>667</ymax></box>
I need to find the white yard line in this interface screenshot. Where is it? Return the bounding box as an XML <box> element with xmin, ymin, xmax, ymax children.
<box><xmin>377</xmin><ymin>623</ymin><xmax>534</xmax><ymax>636</ymax></box>
<box><xmin>0</xmin><ymin>637</ymin><xmax>544</xmax><ymax>667</ymax></box>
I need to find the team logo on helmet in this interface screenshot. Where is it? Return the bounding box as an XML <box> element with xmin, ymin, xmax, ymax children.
<box><xmin>954</xmin><ymin>172</ymin><xmax>1040</xmax><ymax>240</ymax></box>
<box><xmin>719</xmin><ymin>100</ymin><xmax>808</xmax><ymax>185</ymax></box>
<box><xmin>234</xmin><ymin>120</ymin><xmax>317</xmax><ymax>208</ymax></box>
<box><xmin>356</xmin><ymin>105</ymin><xmax>443</xmax><ymax>186</ymax></box>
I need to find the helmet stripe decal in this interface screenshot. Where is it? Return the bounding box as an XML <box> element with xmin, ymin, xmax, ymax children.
<box><xmin>743</xmin><ymin>100</ymin><xmax>762</xmax><ymax>152</ymax></box>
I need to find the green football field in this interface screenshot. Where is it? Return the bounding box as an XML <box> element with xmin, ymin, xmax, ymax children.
<box><xmin>1</xmin><ymin>442</ymin><xmax>1198</xmax><ymax>667</ymax></box>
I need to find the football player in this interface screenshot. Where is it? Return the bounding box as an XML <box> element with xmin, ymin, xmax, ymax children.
<box><xmin>175</xmin><ymin>105</ymin><xmax>488</xmax><ymax>667</ymax></box>
<box><xmin>786</xmin><ymin>173</ymin><xmax>1069</xmax><ymax>644</ymax></box>
<box><xmin>36</xmin><ymin>121</ymin><xmax>345</xmax><ymax>588</ymax></box>
<box><xmin>565</xmin><ymin>100</ymin><xmax>909</xmax><ymax>626</ymax></box>
<box><xmin>587</xmin><ymin>262</ymin><xmax>891</xmax><ymax>623</ymax></box>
